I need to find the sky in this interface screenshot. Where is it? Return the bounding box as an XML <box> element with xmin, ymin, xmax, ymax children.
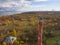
<box><xmin>0</xmin><ymin>0</ymin><xmax>60</xmax><ymax>15</ymax></box>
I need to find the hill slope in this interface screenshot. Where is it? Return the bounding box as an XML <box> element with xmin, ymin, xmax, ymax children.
<box><xmin>0</xmin><ymin>11</ymin><xmax>60</xmax><ymax>45</ymax></box>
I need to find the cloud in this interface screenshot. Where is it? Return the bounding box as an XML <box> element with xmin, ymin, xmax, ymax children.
<box><xmin>20</xmin><ymin>2</ymin><xmax>47</xmax><ymax>12</ymax></box>
<box><xmin>0</xmin><ymin>0</ymin><xmax>60</xmax><ymax>14</ymax></box>
<box><xmin>0</xmin><ymin>0</ymin><xmax>32</xmax><ymax>7</ymax></box>
<box><xmin>0</xmin><ymin>0</ymin><xmax>33</xmax><ymax>12</ymax></box>
<box><xmin>0</xmin><ymin>0</ymin><xmax>48</xmax><ymax>8</ymax></box>
<box><xmin>34</xmin><ymin>0</ymin><xmax>48</xmax><ymax>2</ymax></box>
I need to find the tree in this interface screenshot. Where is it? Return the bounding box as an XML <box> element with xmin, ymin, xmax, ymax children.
<box><xmin>30</xmin><ymin>17</ymin><xmax>36</xmax><ymax>26</ymax></box>
<box><xmin>12</xmin><ymin>29</ymin><xmax>17</xmax><ymax>36</ymax></box>
<box><xmin>2</xmin><ymin>41</ymin><xmax>6</xmax><ymax>45</ymax></box>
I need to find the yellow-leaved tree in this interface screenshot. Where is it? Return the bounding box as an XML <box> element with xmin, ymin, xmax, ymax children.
<box><xmin>30</xmin><ymin>17</ymin><xmax>35</xmax><ymax>26</ymax></box>
<box><xmin>2</xmin><ymin>41</ymin><xmax>7</xmax><ymax>45</ymax></box>
<box><xmin>12</xmin><ymin>29</ymin><xmax>17</xmax><ymax>36</ymax></box>
<box><xmin>6</xmin><ymin>20</ymin><xmax>11</xmax><ymax>26</ymax></box>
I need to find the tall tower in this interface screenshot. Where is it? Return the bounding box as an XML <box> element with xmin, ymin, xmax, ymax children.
<box><xmin>37</xmin><ymin>17</ymin><xmax>43</xmax><ymax>45</ymax></box>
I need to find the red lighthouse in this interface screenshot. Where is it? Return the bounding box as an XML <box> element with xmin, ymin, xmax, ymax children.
<box><xmin>37</xmin><ymin>17</ymin><xmax>43</xmax><ymax>45</ymax></box>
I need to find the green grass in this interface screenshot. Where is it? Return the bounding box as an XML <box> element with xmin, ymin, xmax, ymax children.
<box><xmin>45</xmin><ymin>35</ymin><xmax>60</xmax><ymax>45</ymax></box>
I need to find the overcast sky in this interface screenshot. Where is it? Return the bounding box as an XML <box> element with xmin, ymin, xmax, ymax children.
<box><xmin>0</xmin><ymin>0</ymin><xmax>60</xmax><ymax>14</ymax></box>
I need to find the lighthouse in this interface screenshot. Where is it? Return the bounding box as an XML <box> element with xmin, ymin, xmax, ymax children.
<box><xmin>37</xmin><ymin>17</ymin><xmax>43</xmax><ymax>45</ymax></box>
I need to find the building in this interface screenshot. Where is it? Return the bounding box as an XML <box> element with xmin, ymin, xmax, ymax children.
<box><xmin>5</xmin><ymin>36</ymin><xmax>16</xmax><ymax>44</ymax></box>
